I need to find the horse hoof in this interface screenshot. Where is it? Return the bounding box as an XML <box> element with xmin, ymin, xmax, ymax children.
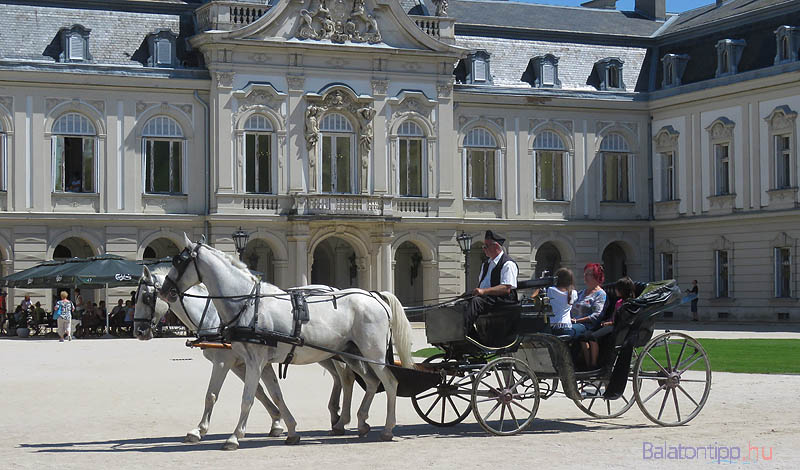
<box><xmin>329</xmin><ymin>427</ymin><xmax>346</xmax><ymax>436</ymax></box>
<box><xmin>183</xmin><ymin>433</ymin><xmax>201</xmax><ymax>444</ymax></box>
<box><xmin>222</xmin><ymin>441</ymin><xmax>239</xmax><ymax>451</ymax></box>
<box><xmin>358</xmin><ymin>425</ymin><xmax>371</xmax><ymax>438</ymax></box>
<box><xmin>285</xmin><ymin>435</ymin><xmax>301</xmax><ymax>445</ymax></box>
<box><xmin>269</xmin><ymin>426</ymin><xmax>284</xmax><ymax>438</ymax></box>
<box><xmin>330</xmin><ymin>414</ymin><xmax>341</xmax><ymax>427</ymax></box>
<box><xmin>380</xmin><ymin>432</ymin><xmax>394</xmax><ymax>442</ymax></box>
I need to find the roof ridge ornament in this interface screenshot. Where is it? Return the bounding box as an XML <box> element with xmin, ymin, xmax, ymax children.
<box><xmin>297</xmin><ymin>0</ymin><xmax>382</xmax><ymax>44</ymax></box>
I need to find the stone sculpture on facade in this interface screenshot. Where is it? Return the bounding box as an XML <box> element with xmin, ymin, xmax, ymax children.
<box><xmin>297</xmin><ymin>0</ymin><xmax>381</xmax><ymax>44</ymax></box>
<box><xmin>433</xmin><ymin>0</ymin><xmax>448</xmax><ymax>17</ymax></box>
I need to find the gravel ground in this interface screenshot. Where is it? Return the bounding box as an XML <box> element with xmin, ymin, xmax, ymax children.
<box><xmin>1</xmin><ymin>335</ymin><xmax>798</xmax><ymax>469</ymax></box>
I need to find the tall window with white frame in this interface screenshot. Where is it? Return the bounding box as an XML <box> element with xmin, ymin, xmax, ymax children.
<box><xmin>320</xmin><ymin>113</ymin><xmax>355</xmax><ymax>194</ymax></box>
<box><xmin>533</xmin><ymin>130</ymin><xmax>566</xmax><ymax>201</ymax></box>
<box><xmin>714</xmin><ymin>143</ymin><xmax>731</xmax><ymax>195</ymax></box>
<box><xmin>775</xmin><ymin>247</ymin><xmax>791</xmax><ymax>298</ymax></box>
<box><xmin>715</xmin><ymin>250</ymin><xmax>730</xmax><ymax>298</ymax></box>
<box><xmin>244</xmin><ymin>114</ymin><xmax>273</xmax><ymax>194</ymax></box>
<box><xmin>660</xmin><ymin>151</ymin><xmax>675</xmax><ymax>201</ymax></box>
<box><xmin>775</xmin><ymin>134</ymin><xmax>791</xmax><ymax>189</ymax></box>
<box><xmin>660</xmin><ymin>252</ymin><xmax>674</xmax><ymax>280</ymax></box>
<box><xmin>465</xmin><ymin>127</ymin><xmax>497</xmax><ymax>199</ymax></box>
<box><xmin>142</xmin><ymin>116</ymin><xmax>184</xmax><ymax>194</ymax></box>
<box><xmin>52</xmin><ymin>113</ymin><xmax>96</xmax><ymax>193</ymax></box>
<box><xmin>601</xmin><ymin>133</ymin><xmax>632</xmax><ymax>202</ymax></box>
<box><xmin>397</xmin><ymin>121</ymin><xmax>424</xmax><ymax>197</ymax></box>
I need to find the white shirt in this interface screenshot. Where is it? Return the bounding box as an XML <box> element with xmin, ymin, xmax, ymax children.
<box><xmin>547</xmin><ymin>286</ymin><xmax>577</xmax><ymax>325</ymax></box>
<box><xmin>478</xmin><ymin>251</ymin><xmax>518</xmax><ymax>289</ymax></box>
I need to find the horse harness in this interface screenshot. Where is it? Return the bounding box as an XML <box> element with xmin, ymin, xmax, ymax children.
<box><xmin>166</xmin><ymin>243</ymin><xmax>394</xmax><ymax>378</ymax></box>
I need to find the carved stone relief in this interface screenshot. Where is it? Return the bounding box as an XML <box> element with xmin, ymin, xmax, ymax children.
<box><xmin>371</xmin><ymin>79</ymin><xmax>388</xmax><ymax>96</ymax></box>
<box><xmin>706</xmin><ymin>118</ymin><xmax>735</xmax><ymax>141</ymax></box>
<box><xmin>436</xmin><ymin>81</ymin><xmax>453</xmax><ymax>98</ymax></box>
<box><xmin>297</xmin><ymin>0</ymin><xmax>381</xmax><ymax>44</ymax></box>
<box><xmin>45</xmin><ymin>98</ymin><xmax>68</xmax><ymax>115</ymax></box>
<box><xmin>215</xmin><ymin>71</ymin><xmax>235</xmax><ymax>88</ymax></box>
<box><xmin>432</xmin><ymin>0</ymin><xmax>448</xmax><ymax>16</ymax></box>
<box><xmin>177</xmin><ymin>104</ymin><xmax>193</xmax><ymax>118</ymax></box>
<box><xmin>765</xmin><ymin>105</ymin><xmax>798</xmax><ymax>132</ymax></box>
<box><xmin>654</xmin><ymin>125</ymin><xmax>680</xmax><ymax>151</ymax></box>
<box><xmin>304</xmin><ymin>89</ymin><xmax>374</xmax><ymax>193</ymax></box>
<box><xmin>0</xmin><ymin>96</ymin><xmax>12</xmax><ymax>112</ymax></box>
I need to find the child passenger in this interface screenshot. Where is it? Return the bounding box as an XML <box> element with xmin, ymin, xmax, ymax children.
<box><xmin>536</xmin><ymin>268</ymin><xmax>584</xmax><ymax>338</ymax></box>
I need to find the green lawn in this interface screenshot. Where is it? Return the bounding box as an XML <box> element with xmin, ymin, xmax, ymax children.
<box><xmin>413</xmin><ymin>339</ymin><xmax>800</xmax><ymax>374</ymax></box>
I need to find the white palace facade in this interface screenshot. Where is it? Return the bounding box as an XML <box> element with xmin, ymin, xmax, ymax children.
<box><xmin>0</xmin><ymin>0</ymin><xmax>799</xmax><ymax>321</ymax></box>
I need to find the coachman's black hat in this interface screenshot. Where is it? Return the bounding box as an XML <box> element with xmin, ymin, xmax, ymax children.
<box><xmin>484</xmin><ymin>230</ymin><xmax>506</xmax><ymax>246</ymax></box>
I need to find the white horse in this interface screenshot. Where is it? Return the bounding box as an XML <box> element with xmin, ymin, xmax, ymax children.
<box><xmin>134</xmin><ymin>267</ymin><xmax>367</xmax><ymax>440</ymax></box>
<box><xmin>159</xmin><ymin>235</ymin><xmax>413</xmax><ymax>449</ymax></box>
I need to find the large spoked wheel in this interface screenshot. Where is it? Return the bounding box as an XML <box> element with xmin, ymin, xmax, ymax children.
<box><xmin>573</xmin><ymin>378</ymin><xmax>636</xmax><ymax>419</ymax></box>
<box><xmin>633</xmin><ymin>332</ymin><xmax>711</xmax><ymax>426</ymax></box>
<box><xmin>411</xmin><ymin>353</ymin><xmax>473</xmax><ymax>427</ymax></box>
<box><xmin>471</xmin><ymin>357</ymin><xmax>540</xmax><ymax>436</ymax></box>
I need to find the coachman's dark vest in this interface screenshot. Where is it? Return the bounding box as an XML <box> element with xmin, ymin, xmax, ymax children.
<box><xmin>478</xmin><ymin>252</ymin><xmax>518</xmax><ymax>302</ymax></box>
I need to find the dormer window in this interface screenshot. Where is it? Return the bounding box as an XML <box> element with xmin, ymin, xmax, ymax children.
<box><xmin>454</xmin><ymin>50</ymin><xmax>492</xmax><ymax>85</ymax></box>
<box><xmin>147</xmin><ymin>29</ymin><xmax>178</xmax><ymax>67</ymax></box>
<box><xmin>715</xmin><ymin>39</ymin><xmax>746</xmax><ymax>77</ymax></box>
<box><xmin>59</xmin><ymin>25</ymin><xmax>91</xmax><ymax>63</ymax></box>
<box><xmin>661</xmin><ymin>54</ymin><xmax>690</xmax><ymax>88</ymax></box>
<box><xmin>591</xmin><ymin>58</ymin><xmax>625</xmax><ymax>91</ymax></box>
<box><xmin>521</xmin><ymin>54</ymin><xmax>561</xmax><ymax>88</ymax></box>
<box><xmin>775</xmin><ymin>26</ymin><xmax>799</xmax><ymax>64</ymax></box>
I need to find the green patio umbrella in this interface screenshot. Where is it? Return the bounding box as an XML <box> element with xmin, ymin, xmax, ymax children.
<box><xmin>1</xmin><ymin>255</ymin><xmax>143</xmax><ymax>289</ymax></box>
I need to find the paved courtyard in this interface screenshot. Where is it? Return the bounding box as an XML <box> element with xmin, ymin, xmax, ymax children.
<box><xmin>1</xmin><ymin>330</ymin><xmax>798</xmax><ymax>469</ymax></box>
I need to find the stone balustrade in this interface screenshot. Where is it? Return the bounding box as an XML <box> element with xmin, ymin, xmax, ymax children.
<box><xmin>409</xmin><ymin>15</ymin><xmax>456</xmax><ymax>44</ymax></box>
<box><xmin>196</xmin><ymin>1</ymin><xmax>270</xmax><ymax>32</ymax></box>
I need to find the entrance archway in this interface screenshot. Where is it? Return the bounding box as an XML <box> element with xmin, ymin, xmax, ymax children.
<box><xmin>394</xmin><ymin>241</ymin><xmax>423</xmax><ymax>307</ymax></box>
<box><xmin>535</xmin><ymin>242</ymin><xmax>561</xmax><ymax>278</ymax></box>
<box><xmin>311</xmin><ymin>236</ymin><xmax>359</xmax><ymax>289</ymax></box>
<box><xmin>602</xmin><ymin>242</ymin><xmax>628</xmax><ymax>283</ymax></box>
<box><xmin>53</xmin><ymin>237</ymin><xmax>94</xmax><ymax>259</ymax></box>
<box><xmin>243</xmin><ymin>239</ymin><xmax>275</xmax><ymax>283</ymax></box>
<box><xmin>142</xmin><ymin>237</ymin><xmax>180</xmax><ymax>260</ymax></box>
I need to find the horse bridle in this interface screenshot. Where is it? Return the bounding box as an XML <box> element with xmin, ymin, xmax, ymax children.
<box><xmin>133</xmin><ymin>277</ymin><xmax>161</xmax><ymax>331</ymax></box>
<box><xmin>160</xmin><ymin>243</ymin><xmax>205</xmax><ymax>301</ymax></box>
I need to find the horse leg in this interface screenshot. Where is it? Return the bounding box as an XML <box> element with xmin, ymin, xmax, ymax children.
<box><xmin>319</xmin><ymin>359</ymin><xmax>343</xmax><ymax>432</ymax></box>
<box><xmin>368</xmin><ymin>363</ymin><xmax>400</xmax><ymax>441</ymax></box>
<box><xmin>336</xmin><ymin>363</ymin><xmax>356</xmax><ymax>433</ymax></box>
<box><xmin>260</xmin><ymin>364</ymin><xmax>300</xmax><ymax>445</ymax></box>
<box><xmin>185</xmin><ymin>355</ymin><xmax>229</xmax><ymax>443</ymax></box>
<box><xmin>223</xmin><ymin>348</ymin><xmax>265</xmax><ymax>451</ymax></box>
<box><xmin>231</xmin><ymin>360</ymin><xmax>283</xmax><ymax>437</ymax></box>
<box><xmin>353</xmin><ymin>367</ymin><xmax>380</xmax><ymax>438</ymax></box>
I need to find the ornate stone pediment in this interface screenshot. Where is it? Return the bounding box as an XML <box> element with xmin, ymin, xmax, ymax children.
<box><xmin>297</xmin><ymin>0</ymin><xmax>381</xmax><ymax>44</ymax></box>
<box><xmin>232</xmin><ymin>83</ymin><xmax>287</xmax><ymax>117</ymax></box>
<box><xmin>706</xmin><ymin>117</ymin><xmax>735</xmax><ymax>141</ymax></box>
<box><xmin>654</xmin><ymin>125</ymin><xmax>680</xmax><ymax>151</ymax></box>
<box><xmin>764</xmin><ymin>105</ymin><xmax>798</xmax><ymax>132</ymax></box>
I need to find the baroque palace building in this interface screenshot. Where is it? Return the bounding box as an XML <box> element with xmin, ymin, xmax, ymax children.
<box><xmin>0</xmin><ymin>0</ymin><xmax>798</xmax><ymax>320</ymax></box>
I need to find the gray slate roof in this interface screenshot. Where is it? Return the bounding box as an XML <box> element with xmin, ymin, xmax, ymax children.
<box><xmin>449</xmin><ymin>0</ymin><xmax>665</xmax><ymax>38</ymax></box>
<box><xmin>660</xmin><ymin>0</ymin><xmax>796</xmax><ymax>36</ymax></box>
<box><xmin>0</xmin><ymin>3</ymin><xmax>184</xmax><ymax>66</ymax></box>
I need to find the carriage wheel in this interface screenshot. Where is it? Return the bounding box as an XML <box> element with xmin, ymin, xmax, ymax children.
<box><xmin>471</xmin><ymin>357</ymin><xmax>540</xmax><ymax>436</ymax></box>
<box><xmin>573</xmin><ymin>378</ymin><xmax>636</xmax><ymax>419</ymax></box>
<box><xmin>538</xmin><ymin>378</ymin><xmax>559</xmax><ymax>399</ymax></box>
<box><xmin>633</xmin><ymin>332</ymin><xmax>711</xmax><ymax>426</ymax></box>
<box><xmin>411</xmin><ymin>353</ymin><xmax>473</xmax><ymax>427</ymax></box>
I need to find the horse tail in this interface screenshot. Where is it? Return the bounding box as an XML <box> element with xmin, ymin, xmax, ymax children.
<box><xmin>380</xmin><ymin>291</ymin><xmax>414</xmax><ymax>369</ymax></box>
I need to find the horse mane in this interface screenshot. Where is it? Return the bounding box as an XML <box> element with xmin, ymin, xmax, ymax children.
<box><xmin>202</xmin><ymin>243</ymin><xmax>261</xmax><ymax>284</ymax></box>
<box><xmin>149</xmin><ymin>265</ymin><xmax>172</xmax><ymax>278</ymax></box>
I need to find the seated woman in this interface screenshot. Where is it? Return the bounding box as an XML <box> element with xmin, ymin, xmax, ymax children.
<box><xmin>535</xmin><ymin>268</ymin><xmax>580</xmax><ymax>338</ymax></box>
<box><xmin>591</xmin><ymin>276</ymin><xmax>635</xmax><ymax>341</ymax></box>
<box><xmin>570</xmin><ymin>263</ymin><xmax>607</xmax><ymax>369</ymax></box>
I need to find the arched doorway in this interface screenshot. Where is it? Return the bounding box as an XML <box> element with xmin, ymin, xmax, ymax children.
<box><xmin>311</xmin><ymin>236</ymin><xmax>359</xmax><ymax>289</ymax></box>
<box><xmin>142</xmin><ymin>237</ymin><xmax>180</xmax><ymax>260</ymax></box>
<box><xmin>394</xmin><ymin>241</ymin><xmax>423</xmax><ymax>307</ymax></box>
<box><xmin>535</xmin><ymin>242</ymin><xmax>561</xmax><ymax>278</ymax></box>
<box><xmin>602</xmin><ymin>242</ymin><xmax>628</xmax><ymax>283</ymax></box>
<box><xmin>243</xmin><ymin>239</ymin><xmax>275</xmax><ymax>283</ymax></box>
<box><xmin>53</xmin><ymin>237</ymin><xmax>94</xmax><ymax>259</ymax></box>
<box><xmin>466</xmin><ymin>241</ymin><xmax>488</xmax><ymax>293</ymax></box>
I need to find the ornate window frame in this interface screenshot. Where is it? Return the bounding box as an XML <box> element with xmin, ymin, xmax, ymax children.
<box><xmin>715</xmin><ymin>39</ymin><xmax>746</xmax><ymax>77</ymax></box>
<box><xmin>49</xmin><ymin>112</ymin><xmax>99</xmax><ymax>194</ymax></box>
<box><xmin>661</xmin><ymin>54</ymin><xmax>690</xmax><ymax>88</ymax></box>
<box><xmin>530</xmin><ymin>122</ymin><xmax>573</xmax><ymax>201</ymax></box>
<box><xmin>598</xmin><ymin>131</ymin><xmax>635</xmax><ymax>202</ymax></box>
<box><xmin>460</xmin><ymin>121</ymin><xmax>505</xmax><ymax>200</ymax></box>
<box><xmin>593</xmin><ymin>58</ymin><xmax>625</xmax><ymax>91</ymax></box>
<box><xmin>0</xmin><ymin>99</ymin><xmax>11</xmax><ymax>192</ymax></box>
<box><xmin>654</xmin><ymin>125</ymin><xmax>680</xmax><ymax>202</ymax></box>
<box><xmin>141</xmin><ymin>115</ymin><xmax>186</xmax><ymax>195</ymax></box>
<box><xmin>387</xmin><ymin>91</ymin><xmax>437</xmax><ymax>197</ymax></box>
<box><xmin>772</xmin><ymin>232</ymin><xmax>797</xmax><ymax>300</ymax></box>
<box><xmin>764</xmin><ymin>105</ymin><xmax>798</xmax><ymax>192</ymax></box>
<box><xmin>705</xmin><ymin>117</ymin><xmax>735</xmax><ymax>198</ymax></box>
<box><xmin>59</xmin><ymin>24</ymin><xmax>92</xmax><ymax>63</ymax></box>
<box><xmin>712</xmin><ymin>236</ymin><xmax>733</xmax><ymax>299</ymax></box>
<box><xmin>774</xmin><ymin>26</ymin><xmax>799</xmax><ymax>65</ymax></box>
<box><xmin>147</xmin><ymin>29</ymin><xmax>178</xmax><ymax>67</ymax></box>
<box><xmin>522</xmin><ymin>54</ymin><xmax>561</xmax><ymax>88</ymax></box>
<box><xmin>456</xmin><ymin>50</ymin><xmax>492</xmax><ymax>85</ymax></box>
<box><xmin>241</xmin><ymin>114</ymin><xmax>276</xmax><ymax>194</ymax></box>
<box><xmin>657</xmin><ymin>239</ymin><xmax>677</xmax><ymax>281</ymax></box>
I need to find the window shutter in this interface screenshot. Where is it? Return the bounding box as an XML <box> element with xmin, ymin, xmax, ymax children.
<box><xmin>542</xmin><ymin>62</ymin><xmax>554</xmax><ymax>86</ymax></box>
<box><xmin>473</xmin><ymin>59</ymin><xmax>486</xmax><ymax>82</ymax></box>
<box><xmin>156</xmin><ymin>40</ymin><xmax>172</xmax><ymax>65</ymax></box>
<box><xmin>69</xmin><ymin>35</ymin><xmax>84</xmax><ymax>60</ymax></box>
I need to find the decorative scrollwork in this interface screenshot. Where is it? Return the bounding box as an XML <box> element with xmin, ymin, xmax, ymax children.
<box><xmin>297</xmin><ymin>0</ymin><xmax>381</xmax><ymax>44</ymax></box>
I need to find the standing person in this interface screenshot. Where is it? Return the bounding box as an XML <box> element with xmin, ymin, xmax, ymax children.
<box><xmin>570</xmin><ymin>263</ymin><xmax>607</xmax><ymax>369</ymax></box>
<box><xmin>54</xmin><ymin>291</ymin><xmax>75</xmax><ymax>342</ymax></box>
<box><xmin>463</xmin><ymin>230</ymin><xmax>519</xmax><ymax>332</ymax></box>
<box><xmin>686</xmin><ymin>280</ymin><xmax>699</xmax><ymax>321</ymax></box>
<box><xmin>73</xmin><ymin>288</ymin><xmax>85</xmax><ymax>318</ymax></box>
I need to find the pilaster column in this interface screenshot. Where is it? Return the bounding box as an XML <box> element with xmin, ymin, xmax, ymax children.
<box><xmin>287</xmin><ymin>74</ymin><xmax>306</xmax><ymax>193</ymax></box>
<box><xmin>287</xmin><ymin>223</ymin><xmax>310</xmax><ymax>286</ymax></box>
<box><xmin>371</xmin><ymin>79</ymin><xmax>389</xmax><ymax>194</ymax></box>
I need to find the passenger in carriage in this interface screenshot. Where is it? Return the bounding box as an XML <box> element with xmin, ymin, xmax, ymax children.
<box><xmin>570</xmin><ymin>263</ymin><xmax>607</xmax><ymax>368</ymax></box>
<box><xmin>533</xmin><ymin>268</ymin><xmax>582</xmax><ymax>338</ymax></box>
<box><xmin>463</xmin><ymin>230</ymin><xmax>519</xmax><ymax>332</ymax></box>
<box><xmin>591</xmin><ymin>276</ymin><xmax>635</xmax><ymax>340</ymax></box>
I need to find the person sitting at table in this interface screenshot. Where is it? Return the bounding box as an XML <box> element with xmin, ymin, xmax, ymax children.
<box><xmin>32</xmin><ymin>302</ymin><xmax>46</xmax><ymax>326</ymax></box>
<box><xmin>122</xmin><ymin>300</ymin><xmax>135</xmax><ymax>336</ymax></box>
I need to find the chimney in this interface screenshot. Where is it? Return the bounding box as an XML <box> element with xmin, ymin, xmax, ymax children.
<box><xmin>581</xmin><ymin>0</ymin><xmax>617</xmax><ymax>10</ymax></box>
<box><xmin>635</xmin><ymin>0</ymin><xmax>666</xmax><ymax>20</ymax></box>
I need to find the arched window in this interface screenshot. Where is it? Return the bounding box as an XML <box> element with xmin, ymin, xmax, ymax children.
<box><xmin>52</xmin><ymin>113</ymin><xmax>96</xmax><ymax>193</ymax></box>
<box><xmin>142</xmin><ymin>116</ymin><xmax>184</xmax><ymax>194</ymax></box>
<box><xmin>533</xmin><ymin>130</ymin><xmax>566</xmax><ymax>201</ymax></box>
<box><xmin>244</xmin><ymin>114</ymin><xmax>273</xmax><ymax>194</ymax></box>
<box><xmin>398</xmin><ymin>121</ymin><xmax>425</xmax><ymax>197</ymax></box>
<box><xmin>600</xmin><ymin>133</ymin><xmax>632</xmax><ymax>202</ymax></box>
<box><xmin>320</xmin><ymin>113</ymin><xmax>354</xmax><ymax>194</ymax></box>
<box><xmin>465</xmin><ymin>127</ymin><xmax>497</xmax><ymax>199</ymax></box>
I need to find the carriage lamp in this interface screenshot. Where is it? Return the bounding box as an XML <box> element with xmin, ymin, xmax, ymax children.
<box><xmin>456</xmin><ymin>232</ymin><xmax>473</xmax><ymax>292</ymax></box>
<box><xmin>232</xmin><ymin>227</ymin><xmax>250</xmax><ymax>262</ymax></box>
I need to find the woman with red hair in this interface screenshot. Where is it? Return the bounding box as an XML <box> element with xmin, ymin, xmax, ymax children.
<box><xmin>570</xmin><ymin>263</ymin><xmax>607</xmax><ymax>368</ymax></box>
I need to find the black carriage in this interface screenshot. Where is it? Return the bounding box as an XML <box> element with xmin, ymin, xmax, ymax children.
<box><xmin>405</xmin><ymin>278</ymin><xmax>712</xmax><ymax>435</ymax></box>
